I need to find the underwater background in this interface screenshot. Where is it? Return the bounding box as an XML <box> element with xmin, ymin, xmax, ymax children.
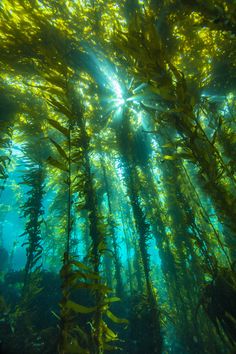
<box><xmin>0</xmin><ymin>0</ymin><xmax>236</xmax><ymax>353</ymax></box>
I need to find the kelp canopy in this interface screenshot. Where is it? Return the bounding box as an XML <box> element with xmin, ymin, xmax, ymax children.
<box><xmin>0</xmin><ymin>0</ymin><xmax>236</xmax><ymax>353</ymax></box>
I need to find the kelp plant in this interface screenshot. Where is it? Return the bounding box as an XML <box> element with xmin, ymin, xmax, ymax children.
<box><xmin>0</xmin><ymin>1</ymin><xmax>236</xmax><ymax>354</ymax></box>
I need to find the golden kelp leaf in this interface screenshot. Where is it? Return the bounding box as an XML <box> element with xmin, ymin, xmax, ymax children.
<box><xmin>70</xmin><ymin>260</ymin><xmax>93</xmax><ymax>271</ymax></box>
<box><xmin>163</xmin><ymin>155</ymin><xmax>177</xmax><ymax>160</ymax></box>
<box><xmin>104</xmin><ymin>297</ymin><xmax>120</xmax><ymax>304</ymax></box>
<box><xmin>66</xmin><ymin>300</ymin><xmax>97</xmax><ymax>314</ymax></box>
<box><xmin>45</xmin><ymin>75</ymin><xmax>67</xmax><ymax>90</ymax></box>
<box><xmin>161</xmin><ymin>143</ymin><xmax>175</xmax><ymax>148</ymax></box>
<box><xmin>47</xmin><ymin>118</ymin><xmax>69</xmax><ymax>137</ymax></box>
<box><xmin>46</xmin><ymin>156</ymin><xmax>68</xmax><ymax>172</ymax></box>
<box><xmin>106</xmin><ymin>310</ymin><xmax>129</xmax><ymax>324</ymax></box>
<box><xmin>46</xmin><ymin>85</ymin><xmax>65</xmax><ymax>96</ymax></box>
<box><xmin>49</xmin><ymin>138</ymin><xmax>68</xmax><ymax>160</ymax></box>
<box><xmin>47</xmin><ymin>97</ymin><xmax>74</xmax><ymax>120</ymax></box>
<box><xmin>102</xmin><ymin>320</ymin><xmax>119</xmax><ymax>342</ymax></box>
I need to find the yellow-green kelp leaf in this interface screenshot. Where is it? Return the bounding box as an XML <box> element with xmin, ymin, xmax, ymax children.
<box><xmin>163</xmin><ymin>155</ymin><xmax>177</xmax><ymax>160</ymax></box>
<box><xmin>49</xmin><ymin>138</ymin><xmax>68</xmax><ymax>161</ymax></box>
<box><xmin>46</xmin><ymin>156</ymin><xmax>68</xmax><ymax>172</ymax></box>
<box><xmin>66</xmin><ymin>300</ymin><xmax>97</xmax><ymax>314</ymax></box>
<box><xmin>70</xmin><ymin>260</ymin><xmax>95</xmax><ymax>272</ymax></box>
<box><xmin>104</xmin><ymin>297</ymin><xmax>120</xmax><ymax>304</ymax></box>
<box><xmin>47</xmin><ymin>118</ymin><xmax>69</xmax><ymax>137</ymax></box>
<box><xmin>106</xmin><ymin>310</ymin><xmax>129</xmax><ymax>324</ymax></box>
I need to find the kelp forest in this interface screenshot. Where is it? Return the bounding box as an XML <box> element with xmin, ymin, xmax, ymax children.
<box><xmin>0</xmin><ymin>1</ymin><xmax>236</xmax><ymax>353</ymax></box>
